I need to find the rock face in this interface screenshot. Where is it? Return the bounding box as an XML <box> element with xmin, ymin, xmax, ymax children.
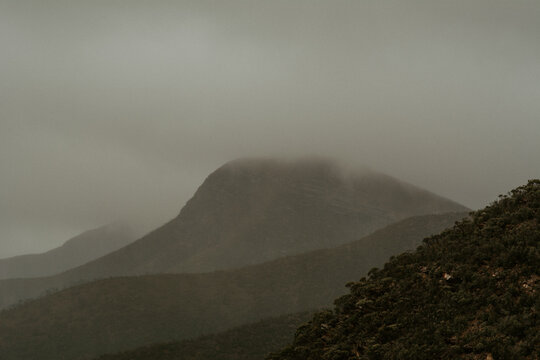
<box><xmin>0</xmin><ymin>223</ymin><xmax>134</xmax><ymax>280</ymax></box>
<box><xmin>0</xmin><ymin>158</ymin><xmax>468</xmax><ymax>308</ymax></box>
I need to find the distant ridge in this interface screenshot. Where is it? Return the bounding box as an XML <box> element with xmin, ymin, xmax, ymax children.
<box><xmin>0</xmin><ymin>223</ymin><xmax>134</xmax><ymax>280</ymax></box>
<box><xmin>0</xmin><ymin>212</ymin><xmax>467</xmax><ymax>360</ymax></box>
<box><xmin>0</xmin><ymin>158</ymin><xmax>468</xmax><ymax>309</ymax></box>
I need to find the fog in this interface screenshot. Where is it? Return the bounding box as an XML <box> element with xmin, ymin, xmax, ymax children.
<box><xmin>1</xmin><ymin>0</ymin><xmax>539</xmax><ymax>257</ymax></box>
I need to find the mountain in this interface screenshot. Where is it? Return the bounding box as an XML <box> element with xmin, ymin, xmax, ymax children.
<box><xmin>49</xmin><ymin>158</ymin><xmax>468</xmax><ymax>276</ymax></box>
<box><xmin>0</xmin><ymin>223</ymin><xmax>135</xmax><ymax>280</ymax></box>
<box><xmin>268</xmin><ymin>180</ymin><xmax>540</xmax><ymax>360</ymax></box>
<box><xmin>95</xmin><ymin>312</ymin><xmax>314</xmax><ymax>360</ymax></box>
<box><xmin>0</xmin><ymin>212</ymin><xmax>466</xmax><ymax>360</ymax></box>
<box><xmin>0</xmin><ymin>158</ymin><xmax>468</xmax><ymax>308</ymax></box>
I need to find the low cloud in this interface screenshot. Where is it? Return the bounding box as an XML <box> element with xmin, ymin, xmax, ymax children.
<box><xmin>1</xmin><ymin>0</ymin><xmax>539</xmax><ymax>256</ymax></box>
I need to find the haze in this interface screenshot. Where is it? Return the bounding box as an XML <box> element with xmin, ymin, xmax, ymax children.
<box><xmin>1</xmin><ymin>0</ymin><xmax>539</xmax><ymax>257</ymax></box>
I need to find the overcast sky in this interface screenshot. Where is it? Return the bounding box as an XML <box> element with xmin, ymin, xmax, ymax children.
<box><xmin>1</xmin><ymin>0</ymin><xmax>539</xmax><ymax>257</ymax></box>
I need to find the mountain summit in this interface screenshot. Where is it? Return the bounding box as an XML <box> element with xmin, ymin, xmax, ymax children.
<box><xmin>0</xmin><ymin>158</ymin><xmax>467</xmax><ymax>308</ymax></box>
<box><xmin>58</xmin><ymin>157</ymin><xmax>468</xmax><ymax>276</ymax></box>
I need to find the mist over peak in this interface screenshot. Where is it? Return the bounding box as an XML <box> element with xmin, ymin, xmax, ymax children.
<box><xmin>1</xmin><ymin>0</ymin><xmax>539</xmax><ymax>256</ymax></box>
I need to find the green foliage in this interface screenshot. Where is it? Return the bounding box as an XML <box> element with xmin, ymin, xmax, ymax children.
<box><xmin>269</xmin><ymin>180</ymin><xmax>540</xmax><ymax>360</ymax></box>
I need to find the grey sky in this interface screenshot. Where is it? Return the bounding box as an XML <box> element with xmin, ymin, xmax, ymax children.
<box><xmin>1</xmin><ymin>0</ymin><xmax>539</xmax><ymax>257</ymax></box>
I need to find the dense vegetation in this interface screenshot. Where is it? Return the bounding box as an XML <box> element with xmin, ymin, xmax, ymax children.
<box><xmin>0</xmin><ymin>213</ymin><xmax>464</xmax><ymax>360</ymax></box>
<box><xmin>96</xmin><ymin>312</ymin><xmax>313</xmax><ymax>360</ymax></box>
<box><xmin>269</xmin><ymin>180</ymin><xmax>540</xmax><ymax>360</ymax></box>
<box><xmin>0</xmin><ymin>158</ymin><xmax>467</xmax><ymax>309</ymax></box>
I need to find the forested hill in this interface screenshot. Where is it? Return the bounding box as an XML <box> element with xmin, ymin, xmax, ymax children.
<box><xmin>0</xmin><ymin>212</ymin><xmax>465</xmax><ymax>360</ymax></box>
<box><xmin>95</xmin><ymin>312</ymin><xmax>313</xmax><ymax>360</ymax></box>
<box><xmin>269</xmin><ymin>180</ymin><xmax>540</xmax><ymax>360</ymax></box>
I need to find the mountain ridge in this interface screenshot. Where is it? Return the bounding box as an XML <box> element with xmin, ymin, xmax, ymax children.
<box><xmin>0</xmin><ymin>223</ymin><xmax>134</xmax><ymax>280</ymax></box>
<box><xmin>0</xmin><ymin>212</ymin><xmax>467</xmax><ymax>360</ymax></box>
<box><xmin>0</xmin><ymin>158</ymin><xmax>468</xmax><ymax>309</ymax></box>
<box><xmin>95</xmin><ymin>312</ymin><xmax>315</xmax><ymax>360</ymax></box>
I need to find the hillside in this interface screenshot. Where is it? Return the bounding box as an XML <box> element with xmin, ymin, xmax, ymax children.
<box><xmin>0</xmin><ymin>223</ymin><xmax>134</xmax><ymax>280</ymax></box>
<box><xmin>268</xmin><ymin>180</ymin><xmax>540</xmax><ymax>360</ymax></box>
<box><xmin>0</xmin><ymin>158</ymin><xmax>468</xmax><ymax>309</ymax></box>
<box><xmin>0</xmin><ymin>212</ymin><xmax>466</xmax><ymax>360</ymax></box>
<box><xmin>96</xmin><ymin>312</ymin><xmax>313</xmax><ymax>360</ymax></box>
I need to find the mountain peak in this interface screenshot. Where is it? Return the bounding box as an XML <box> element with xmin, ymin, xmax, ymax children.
<box><xmin>151</xmin><ymin>157</ymin><xmax>468</xmax><ymax>273</ymax></box>
<box><xmin>210</xmin><ymin>156</ymin><xmax>370</xmax><ymax>182</ymax></box>
<box><xmin>0</xmin><ymin>158</ymin><xmax>468</xmax><ymax>310</ymax></box>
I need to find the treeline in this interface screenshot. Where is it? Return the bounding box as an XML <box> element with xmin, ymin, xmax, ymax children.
<box><xmin>269</xmin><ymin>180</ymin><xmax>540</xmax><ymax>360</ymax></box>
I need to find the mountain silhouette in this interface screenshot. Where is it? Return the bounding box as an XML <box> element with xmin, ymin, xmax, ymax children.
<box><xmin>0</xmin><ymin>158</ymin><xmax>467</xmax><ymax>309</ymax></box>
<box><xmin>0</xmin><ymin>223</ymin><xmax>134</xmax><ymax>280</ymax></box>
